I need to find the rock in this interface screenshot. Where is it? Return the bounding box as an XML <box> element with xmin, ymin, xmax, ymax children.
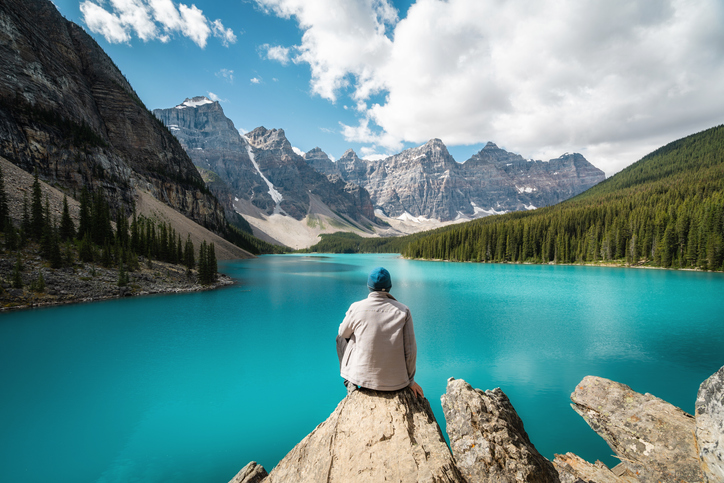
<box><xmin>260</xmin><ymin>387</ymin><xmax>464</xmax><ymax>483</ymax></box>
<box><xmin>320</xmin><ymin>140</ymin><xmax>605</xmax><ymax>222</ymax></box>
<box><xmin>440</xmin><ymin>378</ymin><xmax>559</xmax><ymax>483</ymax></box>
<box><xmin>553</xmin><ymin>452</ymin><xmax>637</xmax><ymax>483</ymax></box>
<box><xmin>696</xmin><ymin>365</ymin><xmax>724</xmax><ymax>482</ymax></box>
<box><xmin>228</xmin><ymin>461</ymin><xmax>268</xmax><ymax>483</ymax></box>
<box><xmin>570</xmin><ymin>376</ymin><xmax>703</xmax><ymax>483</ymax></box>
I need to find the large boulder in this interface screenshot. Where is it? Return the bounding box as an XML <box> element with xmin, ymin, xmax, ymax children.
<box><xmin>571</xmin><ymin>376</ymin><xmax>703</xmax><ymax>483</ymax></box>
<box><xmin>255</xmin><ymin>387</ymin><xmax>464</xmax><ymax>483</ymax></box>
<box><xmin>440</xmin><ymin>378</ymin><xmax>559</xmax><ymax>483</ymax></box>
<box><xmin>696</xmin><ymin>366</ymin><xmax>724</xmax><ymax>482</ymax></box>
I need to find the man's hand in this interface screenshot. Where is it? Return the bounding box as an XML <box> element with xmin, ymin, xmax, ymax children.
<box><xmin>409</xmin><ymin>381</ymin><xmax>424</xmax><ymax>398</ymax></box>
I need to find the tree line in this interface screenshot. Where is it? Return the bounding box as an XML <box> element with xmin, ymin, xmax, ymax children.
<box><xmin>0</xmin><ymin>167</ymin><xmax>219</xmax><ymax>287</ymax></box>
<box><xmin>402</xmin><ymin>125</ymin><xmax>724</xmax><ymax>270</ymax></box>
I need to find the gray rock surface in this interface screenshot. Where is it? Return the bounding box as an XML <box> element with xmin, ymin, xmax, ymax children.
<box><xmin>571</xmin><ymin>376</ymin><xmax>703</xmax><ymax>483</ymax></box>
<box><xmin>553</xmin><ymin>452</ymin><xmax>637</xmax><ymax>483</ymax></box>
<box><xmin>440</xmin><ymin>378</ymin><xmax>559</xmax><ymax>483</ymax></box>
<box><xmin>154</xmin><ymin>102</ymin><xmax>377</xmax><ymax>226</ymax></box>
<box><xmin>0</xmin><ymin>0</ymin><xmax>227</xmax><ymax>233</ymax></box>
<box><xmin>228</xmin><ymin>462</ymin><xmax>268</xmax><ymax>483</ymax></box>
<box><xmin>696</xmin><ymin>365</ymin><xmax>724</xmax><ymax>482</ymax></box>
<box><xmin>258</xmin><ymin>387</ymin><xmax>464</xmax><ymax>483</ymax></box>
<box><xmin>306</xmin><ymin>141</ymin><xmax>605</xmax><ymax>222</ymax></box>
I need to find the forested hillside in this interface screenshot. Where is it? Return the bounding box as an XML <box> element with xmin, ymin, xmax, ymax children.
<box><xmin>400</xmin><ymin>125</ymin><xmax>724</xmax><ymax>270</ymax></box>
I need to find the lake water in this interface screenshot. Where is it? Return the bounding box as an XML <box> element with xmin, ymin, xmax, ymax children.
<box><xmin>1</xmin><ymin>254</ymin><xmax>723</xmax><ymax>482</ymax></box>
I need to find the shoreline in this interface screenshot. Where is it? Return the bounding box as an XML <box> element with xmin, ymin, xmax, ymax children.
<box><xmin>0</xmin><ymin>251</ymin><xmax>237</xmax><ymax>312</ymax></box>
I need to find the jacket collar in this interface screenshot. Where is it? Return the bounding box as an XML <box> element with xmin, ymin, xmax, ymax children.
<box><xmin>368</xmin><ymin>290</ymin><xmax>396</xmax><ymax>301</ymax></box>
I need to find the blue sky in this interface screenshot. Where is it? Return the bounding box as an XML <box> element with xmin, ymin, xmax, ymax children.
<box><xmin>51</xmin><ymin>0</ymin><xmax>724</xmax><ymax>176</ymax></box>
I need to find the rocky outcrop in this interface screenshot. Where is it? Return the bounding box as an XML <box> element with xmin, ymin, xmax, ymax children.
<box><xmin>305</xmin><ymin>141</ymin><xmax>605</xmax><ymax>222</ymax></box>
<box><xmin>553</xmin><ymin>453</ymin><xmax>637</xmax><ymax>483</ymax></box>
<box><xmin>571</xmin><ymin>376</ymin><xmax>703</xmax><ymax>483</ymax></box>
<box><xmin>228</xmin><ymin>369</ymin><xmax>724</xmax><ymax>483</ymax></box>
<box><xmin>696</xmin><ymin>366</ymin><xmax>724</xmax><ymax>482</ymax></box>
<box><xmin>0</xmin><ymin>0</ymin><xmax>227</xmax><ymax>232</ymax></box>
<box><xmin>228</xmin><ymin>462</ymin><xmax>268</xmax><ymax>483</ymax></box>
<box><xmin>441</xmin><ymin>378</ymin><xmax>560</xmax><ymax>483</ymax></box>
<box><xmin>235</xmin><ymin>387</ymin><xmax>464</xmax><ymax>483</ymax></box>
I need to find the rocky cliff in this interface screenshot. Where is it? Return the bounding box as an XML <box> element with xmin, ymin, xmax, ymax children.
<box><xmin>229</xmin><ymin>366</ymin><xmax>724</xmax><ymax>483</ymax></box>
<box><xmin>305</xmin><ymin>141</ymin><xmax>606</xmax><ymax>222</ymax></box>
<box><xmin>0</xmin><ymin>0</ymin><xmax>226</xmax><ymax>231</ymax></box>
<box><xmin>153</xmin><ymin>99</ymin><xmax>378</xmax><ymax>247</ymax></box>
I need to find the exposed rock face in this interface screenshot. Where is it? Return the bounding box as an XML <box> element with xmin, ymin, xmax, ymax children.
<box><xmin>571</xmin><ymin>376</ymin><xmax>703</xmax><ymax>483</ymax></box>
<box><xmin>553</xmin><ymin>453</ymin><xmax>637</xmax><ymax>483</ymax></box>
<box><xmin>441</xmin><ymin>378</ymin><xmax>560</xmax><ymax>483</ymax></box>
<box><xmin>306</xmin><ymin>141</ymin><xmax>605</xmax><ymax>222</ymax></box>
<box><xmin>245</xmin><ymin>387</ymin><xmax>464</xmax><ymax>483</ymax></box>
<box><xmin>153</xmin><ymin>101</ymin><xmax>377</xmax><ymax>226</ymax></box>
<box><xmin>696</xmin><ymin>366</ymin><xmax>724</xmax><ymax>482</ymax></box>
<box><xmin>0</xmin><ymin>0</ymin><xmax>226</xmax><ymax>232</ymax></box>
<box><xmin>228</xmin><ymin>462</ymin><xmax>268</xmax><ymax>483</ymax></box>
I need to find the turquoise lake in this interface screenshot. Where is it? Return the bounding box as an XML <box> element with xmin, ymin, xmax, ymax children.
<box><xmin>1</xmin><ymin>254</ymin><xmax>723</xmax><ymax>482</ymax></box>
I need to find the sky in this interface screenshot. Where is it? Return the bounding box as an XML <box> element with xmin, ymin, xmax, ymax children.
<box><xmin>50</xmin><ymin>0</ymin><xmax>724</xmax><ymax>176</ymax></box>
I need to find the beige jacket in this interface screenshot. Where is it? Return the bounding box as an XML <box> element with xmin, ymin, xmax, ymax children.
<box><xmin>336</xmin><ymin>291</ymin><xmax>417</xmax><ymax>391</ymax></box>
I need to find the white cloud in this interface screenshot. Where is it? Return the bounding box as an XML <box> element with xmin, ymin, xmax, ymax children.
<box><xmin>262</xmin><ymin>44</ymin><xmax>291</xmax><ymax>65</ymax></box>
<box><xmin>81</xmin><ymin>0</ymin><xmax>237</xmax><ymax>48</ymax></box>
<box><xmin>216</xmin><ymin>68</ymin><xmax>234</xmax><ymax>83</ymax></box>
<box><xmin>250</xmin><ymin>77</ymin><xmax>262</xmax><ymax>84</ymax></box>
<box><xmin>211</xmin><ymin>18</ymin><xmax>237</xmax><ymax>46</ymax></box>
<box><xmin>292</xmin><ymin>146</ymin><xmax>305</xmax><ymax>156</ymax></box>
<box><xmin>207</xmin><ymin>92</ymin><xmax>227</xmax><ymax>102</ymax></box>
<box><xmin>257</xmin><ymin>0</ymin><xmax>724</xmax><ymax>176</ymax></box>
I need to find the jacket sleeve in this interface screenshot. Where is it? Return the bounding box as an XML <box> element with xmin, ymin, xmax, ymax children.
<box><xmin>338</xmin><ymin>309</ymin><xmax>355</xmax><ymax>339</ymax></box>
<box><xmin>403</xmin><ymin>310</ymin><xmax>417</xmax><ymax>383</ymax></box>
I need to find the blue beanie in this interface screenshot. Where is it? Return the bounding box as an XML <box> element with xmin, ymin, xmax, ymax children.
<box><xmin>367</xmin><ymin>267</ymin><xmax>392</xmax><ymax>291</ymax></box>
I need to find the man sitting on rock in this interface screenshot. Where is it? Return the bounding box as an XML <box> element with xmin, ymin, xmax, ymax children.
<box><xmin>336</xmin><ymin>267</ymin><xmax>424</xmax><ymax>398</ymax></box>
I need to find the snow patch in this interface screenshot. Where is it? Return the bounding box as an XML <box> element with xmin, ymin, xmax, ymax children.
<box><xmin>168</xmin><ymin>124</ymin><xmax>180</xmax><ymax>131</ymax></box>
<box><xmin>525</xmin><ymin>204</ymin><xmax>537</xmax><ymax>210</ymax></box>
<box><xmin>396</xmin><ymin>212</ymin><xmax>437</xmax><ymax>223</ymax></box>
<box><xmin>243</xmin><ymin>136</ymin><xmax>284</xmax><ymax>214</ymax></box>
<box><xmin>516</xmin><ymin>186</ymin><xmax>536</xmax><ymax>194</ymax></box>
<box><xmin>176</xmin><ymin>97</ymin><xmax>214</xmax><ymax>109</ymax></box>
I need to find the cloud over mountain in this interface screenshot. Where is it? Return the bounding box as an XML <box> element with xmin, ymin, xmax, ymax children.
<box><xmin>257</xmin><ymin>0</ymin><xmax>724</xmax><ymax>175</ymax></box>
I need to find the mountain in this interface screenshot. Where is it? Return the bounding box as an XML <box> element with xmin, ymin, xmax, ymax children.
<box><xmin>0</xmin><ymin>0</ymin><xmax>227</xmax><ymax>233</ymax></box>
<box><xmin>305</xmin><ymin>140</ymin><xmax>605</xmax><ymax>222</ymax></box>
<box><xmin>400</xmin><ymin>124</ymin><xmax>724</xmax><ymax>269</ymax></box>
<box><xmin>153</xmin><ymin>98</ymin><xmax>379</xmax><ymax>248</ymax></box>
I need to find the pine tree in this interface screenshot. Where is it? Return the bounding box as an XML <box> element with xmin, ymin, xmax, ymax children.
<box><xmin>78</xmin><ymin>187</ymin><xmax>91</xmax><ymax>239</ymax></box>
<box><xmin>59</xmin><ymin>195</ymin><xmax>75</xmax><ymax>241</ymax></box>
<box><xmin>184</xmin><ymin>234</ymin><xmax>195</xmax><ymax>269</ymax></box>
<box><xmin>30</xmin><ymin>169</ymin><xmax>44</xmax><ymax>240</ymax></box>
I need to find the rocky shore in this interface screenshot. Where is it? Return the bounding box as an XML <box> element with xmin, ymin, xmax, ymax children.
<box><xmin>229</xmin><ymin>366</ymin><xmax>724</xmax><ymax>483</ymax></box>
<box><xmin>0</xmin><ymin>244</ymin><xmax>233</xmax><ymax>311</ymax></box>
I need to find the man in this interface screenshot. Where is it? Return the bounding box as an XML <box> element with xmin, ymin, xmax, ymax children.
<box><xmin>336</xmin><ymin>267</ymin><xmax>424</xmax><ymax>398</ymax></box>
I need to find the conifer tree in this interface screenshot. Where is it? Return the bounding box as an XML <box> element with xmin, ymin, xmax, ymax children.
<box><xmin>30</xmin><ymin>169</ymin><xmax>44</xmax><ymax>240</ymax></box>
<box><xmin>183</xmin><ymin>234</ymin><xmax>195</xmax><ymax>269</ymax></box>
<box><xmin>59</xmin><ymin>194</ymin><xmax>75</xmax><ymax>241</ymax></box>
<box><xmin>78</xmin><ymin>187</ymin><xmax>91</xmax><ymax>239</ymax></box>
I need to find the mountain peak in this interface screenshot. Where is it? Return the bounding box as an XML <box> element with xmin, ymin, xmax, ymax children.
<box><xmin>483</xmin><ymin>141</ymin><xmax>499</xmax><ymax>150</ymax></box>
<box><xmin>175</xmin><ymin>96</ymin><xmax>215</xmax><ymax>109</ymax></box>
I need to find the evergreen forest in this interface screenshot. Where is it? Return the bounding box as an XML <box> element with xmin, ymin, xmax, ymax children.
<box><xmin>308</xmin><ymin>125</ymin><xmax>724</xmax><ymax>271</ymax></box>
<box><xmin>0</xmin><ymin>168</ymin><xmax>220</xmax><ymax>286</ymax></box>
